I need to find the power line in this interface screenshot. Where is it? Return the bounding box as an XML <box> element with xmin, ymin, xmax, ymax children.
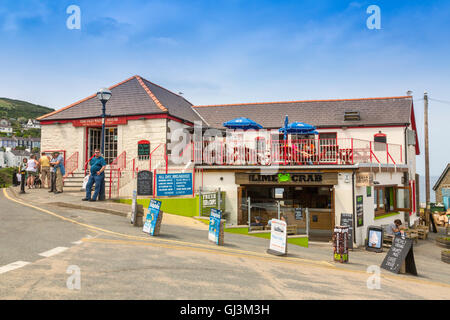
<box><xmin>429</xmin><ymin>98</ymin><xmax>450</xmax><ymax>105</ymax></box>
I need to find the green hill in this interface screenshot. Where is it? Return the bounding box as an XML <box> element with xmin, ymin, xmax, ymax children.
<box><xmin>0</xmin><ymin>97</ymin><xmax>54</xmax><ymax>120</ymax></box>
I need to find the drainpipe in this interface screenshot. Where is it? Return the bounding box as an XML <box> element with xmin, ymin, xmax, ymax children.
<box><xmin>352</xmin><ymin>170</ymin><xmax>356</xmax><ymax>245</ymax></box>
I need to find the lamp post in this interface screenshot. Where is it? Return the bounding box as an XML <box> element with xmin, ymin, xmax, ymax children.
<box><xmin>96</xmin><ymin>88</ymin><xmax>112</xmax><ymax>200</ymax></box>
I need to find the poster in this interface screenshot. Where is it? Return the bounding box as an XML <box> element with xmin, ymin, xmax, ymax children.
<box><xmin>356</xmin><ymin>195</ymin><xmax>364</xmax><ymax>227</ymax></box>
<box><xmin>143</xmin><ymin>199</ymin><xmax>162</xmax><ymax>235</ymax></box>
<box><xmin>208</xmin><ymin>208</ymin><xmax>222</xmax><ymax>244</ymax></box>
<box><xmin>269</xmin><ymin>219</ymin><xmax>287</xmax><ymax>255</ymax></box>
<box><xmin>295</xmin><ymin>207</ymin><xmax>303</xmax><ymax>220</ymax></box>
<box><xmin>368</xmin><ymin>229</ymin><xmax>382</xmax><ymax>249</ymax></box>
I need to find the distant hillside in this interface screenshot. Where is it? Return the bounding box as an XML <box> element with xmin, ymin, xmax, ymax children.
<box><xmin>0</xmin><ymin>97</ymin><xmax>54</xmax><ymax>120</ymax></box>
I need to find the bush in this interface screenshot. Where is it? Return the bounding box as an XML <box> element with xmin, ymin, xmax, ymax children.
<box><xmin>0</xmin><ymin>167</ymin><xmax>15</xmax><ymax>187</ymax></box>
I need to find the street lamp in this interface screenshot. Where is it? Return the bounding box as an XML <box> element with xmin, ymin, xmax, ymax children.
<box><xmin>96</xmin><ymin>88</ymin><xmax>112</xmax><ymax>156</ymax></box>
<box><xmin>96</xmin><ymin>88</ymin><xmax>111</xmax><ymax>201</ymax></box>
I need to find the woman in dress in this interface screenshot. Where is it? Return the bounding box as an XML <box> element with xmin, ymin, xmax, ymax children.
<box><xmin>26</xmin><ymin>154</ymin><xmax>39</xmax><ymax>189</ymax></box>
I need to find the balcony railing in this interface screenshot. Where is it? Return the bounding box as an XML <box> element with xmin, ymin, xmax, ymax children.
<box><xmin>193</xmin><ymin>138</ymin><xmax>403</xmax><ymax>166</ymax></box>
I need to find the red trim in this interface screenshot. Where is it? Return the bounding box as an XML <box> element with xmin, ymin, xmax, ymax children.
<box><xmin>410</xmin><ymin>102</ymin><xmax>420</xmax><ymax>155</ymax></box>
<box><xmin>40</xmin><ymin>113</ymin><xmax>194</xmax><ymax>127</ymax></box>
<box><xmin>138</xmin><ymin>140</ymin><xmax>150</xmax><ymax>145</ymax></box>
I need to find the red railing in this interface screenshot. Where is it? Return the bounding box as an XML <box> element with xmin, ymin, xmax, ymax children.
<box><xmin>194</xmin><ymin>138</ymin><xmax>403</xmax><ymax>166</ymax></box>
<box><xmin>64</xmin><ymin>151</ymin><xmax>79</xmax><ymax>178</ymax></box>
<box><xmin>108</xmin><ymin>151</ymin><xmax>127</xmax><ymax>199</ymax></box>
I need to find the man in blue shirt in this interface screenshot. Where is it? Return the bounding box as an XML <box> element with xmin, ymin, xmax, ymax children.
<box><xmin>82</xmin><ymin>149</ymin><xmax>107</xmax><ymax>202</ymax></box>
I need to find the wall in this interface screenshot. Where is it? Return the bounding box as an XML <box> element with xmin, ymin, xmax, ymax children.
<box><xmin>435</xmin><ymin>170</ymin><xmax>450</xmax><ymax>203</ymax></box>
<box><xmin>196</xmin><ymin>170</ymin><xmax>239</xmax><ymax>225</ymax></box>
<box><xmin>353</xmin><ymin>171</ymin><xmax>406</xmax><ymax>247</ymax></box>
<box><xmin>41</xmin><ymin>123</ymin><xmax>85</xmax><ymax>168</ymax></box>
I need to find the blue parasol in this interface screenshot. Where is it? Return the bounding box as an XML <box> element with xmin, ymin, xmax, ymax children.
<box><xmin>223</xmin><ymin>117</ymin><xmax>263</xmax><ymax>130</ymax></box>
<box><xmin>279</xmin><ymin>121</ymin><xmax>318</xmax><ymax>135</ymax></box>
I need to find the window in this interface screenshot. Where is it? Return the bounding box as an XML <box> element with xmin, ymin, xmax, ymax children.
<box><xmin>374</xmin><ymin>185</ymin><xmax>411</xmax><ymax>217</ymax></box>
<box><xmin>374</xmin><ymin>132</ymin><xmax>387</xmax><ymax>151</ymax></box>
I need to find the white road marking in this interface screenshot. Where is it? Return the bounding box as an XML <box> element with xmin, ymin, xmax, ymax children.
<box><xmin>38</xmin><ymin>247</ymin><xmax>69</xmax><ymax>258</ymax></box>
<box><xmin>71</xmin><ymin>240</ymin><xmax>83</xmax><ymax>245</ymax></box>
<box><xmin>0</xmin><ymin>261</ymin><xmax>30</xmax><ymax>274</ymax></box>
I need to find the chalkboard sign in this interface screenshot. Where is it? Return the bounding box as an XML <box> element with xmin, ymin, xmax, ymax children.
<box><xmin>381</xmin><ymin>237</ymin><xmax>417</xmax><ymax>275</ymax></box>
<box><xmin>137</xmin><ymin>170</ymin><xmax>153</xmax><ymax>196</ymax></box>
<box><xmin>295</xmin><ymin>207</ymin><xmax>304</xmax><ymax>220</ymax></box>
<box><xmin>138</xmin><ymin>140</ymin><xmax>150</xmax><ymax>157</ymax></box>
<box><xmin>340</xmin><ymin>213</ymin><xmax>354</xmax><ymax>249</ymax></box>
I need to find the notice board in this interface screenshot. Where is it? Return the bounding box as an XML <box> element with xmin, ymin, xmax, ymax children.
<box><xmin>156</xmin><ymin>173</ymin><xmax>193</xmax><ymax>196</ymax></box>
<box><xmin>208</xmin><ymin>208</ymin><xmax>222</xmax><ymax>245</ymax></box>
<box><xmin>143</xmin><ymin>199</ymin><xmax>162</xmax><ymax>236</ymax></box>
<box><xmin>356</xmin><ymin>195</ymin><xmax>364</xmax><ymax>227</ymax></box>
<box><xmin>137</xmin><ymin>170</ymin><xmax>153</xmax><ymax>196</ymax></box>
<box><xmin>381</xmin><ymin>237</ymin><xmax>417</xmax><ymax>275</ymax></box>
<box><xmin>340</xmin><ymin>213</ymin><xmax>354</xmax><ymax>249</ymax></box>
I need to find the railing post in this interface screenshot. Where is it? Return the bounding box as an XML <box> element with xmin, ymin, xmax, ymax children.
<box><xmin>153</xmin><ymin>169</ymin><xmax>156</xmax><ymax>198</ymax></box>
<box><xmin>132</xmin><ymin>158</ymin><xmax>135</xmax><ymax>179</ymax></box>
<box><xmin>386</xmin><ymin>144</ymin><xmax>389</xmax><ymax>164</ymax></box>
<box><xmin>351</xmin><ymin>138</ymin><xmax>354</xmax><ymax>165</ymax></box>
<box><xmin>370</xmin><ymin>141</ymin><xmax>373</xmax><ymax>163</ymax></box>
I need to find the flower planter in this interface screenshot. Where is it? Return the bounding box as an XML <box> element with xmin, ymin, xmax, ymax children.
<box><xmin>442</xmin><ymin>250</ymin><xmax>450</xmax><ymax>264</ymax></box>
<box><xmin>436</xmin><ymin>237</ymin><xmax>450</xmax><ymax>249</ymax></box>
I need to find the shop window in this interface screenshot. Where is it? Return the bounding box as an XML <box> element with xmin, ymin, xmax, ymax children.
<box><xmin>374</xmin><ymin>185</ymin><xmax>411</xmax><ymax>217</ymax></box>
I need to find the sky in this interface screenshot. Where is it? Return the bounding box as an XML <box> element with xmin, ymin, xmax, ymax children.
<box><xmin>0</xmin><ymin>0</ymin><xmax>449</xmax><ymax>176</ymax></box>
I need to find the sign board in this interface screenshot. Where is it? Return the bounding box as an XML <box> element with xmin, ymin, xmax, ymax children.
<box><xmin>137</xmin><ymin>170</ymin><xmax>153</xmax><ymax>196</ymax></box>
<box><xmin>381</xmin><ymin>236</ymin><xmax>417</xmax><ymax>275</ymax></box>
<box><xmin>356</xmin><ymin>172</ymin><xmax>373</xmax><ymax>187</ymax></box>
<box><xmin>72</xmin><ymin>117</ymin><xmax>127</xmax><ymax>127</ymax></box>
<box><xmin>340</xmin><ymin>213</ymin><xmax>354</xmax><ymax>249</ymax></box>
<box><xmin>235</xmin><ymin>172</ymin><xmax>338</xmax><ymax>186</ymax></box>
<box><xmin>143</xmin><ymin>199</ymin><xmax>162</xmax><ymax>236</ymax></box>
<box><xmin>138</xmin><ymin>140</ymin><xmax>150</xmax><ymax>157</ymax></box>
<box><xmin>156</xmin><ymin>173</ymin><xmax>193</xmax><ymax>197</ymax></box>
<box><xmin>208</xmin><ymin>208</ymin><xmax>222</xmax><ymax>245</ymax></box>
<box><xmin>366</xmin><ymin>186</ymin><xmax>372</xmax><ymax>197</ymax></box>
<box><xmin>295</xmin><ymin>207</ymin><xmax>304</xmax><ymax>220</ymax></box>
<box><xmin>267</xmin><ymin>219</ymin><xmax>287</xmax><ymax>256</ymax></box>
<box><xmin>366</xmin><ymin>226</ymin><xmax>383</xmax><ymax>252</ymax></box>
<box><xmin>131</xmin><ymin>190</ymin><xmax>137</xmax><ymax>225</ymax></box>
<box><xmin>356</xmin><ymin>195</ymin><xmax>364</xmax><ymax>227</ymax></box>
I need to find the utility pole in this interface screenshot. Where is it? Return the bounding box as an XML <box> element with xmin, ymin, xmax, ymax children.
<box><xmin>424</xmin><ymin>91</ymin><xmax>431</xmax><ymax>229</ymax></box>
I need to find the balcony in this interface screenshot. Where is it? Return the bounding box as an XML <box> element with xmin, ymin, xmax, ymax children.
<box><xmin>192</xmin><ymin>138</ymin><xmax>403</xmax><ymax>166</ymax></box>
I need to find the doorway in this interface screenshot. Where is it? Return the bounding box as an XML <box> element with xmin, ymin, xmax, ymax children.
<box><xmin>88</xmin><ymin>127</ymin><xmax>118</xmax><ymax>164</ymax></box>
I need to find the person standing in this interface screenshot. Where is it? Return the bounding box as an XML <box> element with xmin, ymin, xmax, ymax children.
<box><xmin>26</xmin><ymin>154</ymin><xmax>39</xmax><ymax>189</ymax></box>
<box><xmin>82</xmin><ymin>149</ymin><xmax>106</xmax><ymax>202</ymax></box>
<box><xmin>49</xmin><ymin>153</ymin><xmax>57</xmax><ymax>193</ymax></box>
<box><xmin>51</xmin><ymin>151</ymin><xmax>65</xmax><ymax>194</ymax></box>
<box><xmin>39</xmin><ymin>152</ymin><xmax>51</xmax><ymax>188</ymax></box>
<box><xmin>18</xmin><ymin>158</ymin><xmax>28</xmax><ymax>194</ymax></box>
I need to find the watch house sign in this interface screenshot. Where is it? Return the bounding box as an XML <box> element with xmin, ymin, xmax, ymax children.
<box><xmin>235</xmin><ymin>172</ymin><xmax>338</xmax><ymax>185</ymax></box>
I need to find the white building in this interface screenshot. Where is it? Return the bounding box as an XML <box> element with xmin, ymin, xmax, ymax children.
<box><xmin>0</xmin><ymin>119</ymin><xmax>13</xmax><ymax>134</ymax></box>
<box><xmin>37</xmin><ymin>75</ymin><xmax>420</xmax><ymax>246</ymax></box>
<box><xmin>4</xmin><ymin>149</ymin><xmax>32</xmax><ymax>167</ymax></box>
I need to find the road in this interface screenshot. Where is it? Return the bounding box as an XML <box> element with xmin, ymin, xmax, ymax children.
<box><xmin>0</xmin><ymin>188</ymin><xmax>449</xmax><ymax>300</ymax></box>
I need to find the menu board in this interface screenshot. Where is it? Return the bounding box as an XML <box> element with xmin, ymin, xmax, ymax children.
<box><xmin>208</xmin><ymin>208</ymin><xmax>222</xmax><ymax>245</ymax></box>
<box><xmin>356</xmin><ymin>195</ymin><xmax>364</xmax><ymax>227</ymax></box>
<box><xmin>381</xmin><ymin>237</ymin><xmax>417</xmax><ymax>275</ymax></box>
<box><xmin>156</xmin><ymin>173</ymin><xmax>192</xmax><ymax>196</ymax></box>
<box><xmin>143</xmin><ymin>199</ymin><xmax>162</xmax><ymax>236</ymax></box>
<box><xmin>340</xmin><ymin>213</ymin><xmax>354</xmax><ymax>249</ymax></box>
<box><xmin>137</xmin><ymin>170</ymin><xmax>153</xmax><ymax>196</ymax></box>
<box><xmin>267</xmin><ymin>219</ymin><xmax>287</xmax><ymax>256</ymax></box>
<box><xmin>138</xmin><ymin>141</ymin><xmax>150</xmax><ymax>156</ymax></box>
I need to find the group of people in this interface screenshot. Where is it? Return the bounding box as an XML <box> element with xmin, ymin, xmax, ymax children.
<box><xmin>16</xmin><ymin>151</ymin><xmax>65</xmax><ymax>193</ymax></box>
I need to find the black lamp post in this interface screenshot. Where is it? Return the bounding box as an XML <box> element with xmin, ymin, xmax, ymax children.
<box><xmin>96</xmin><ymin>88</ymin><xmax>112</xmax><ymax>200</ymax></box>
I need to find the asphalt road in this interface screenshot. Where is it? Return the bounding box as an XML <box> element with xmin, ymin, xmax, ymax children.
<box><xmin>0</xmin><ymin>188</ymin><xmax>449</xmax><ymax>300</ymax></box>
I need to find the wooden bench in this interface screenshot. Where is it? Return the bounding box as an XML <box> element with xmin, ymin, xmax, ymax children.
<box><xmin>286</xmin><ymin>225</ymin><xmax>297</xmax><ymax>235</ymax></box>
<box><xmin>248</xmin><ymin>225</ymin><xmax>264</xmax><ymax>232</ymax></box>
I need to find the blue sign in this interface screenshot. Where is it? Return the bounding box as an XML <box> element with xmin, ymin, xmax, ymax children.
<box><xmin>156</xmin><ymin>173</ymin><xmax>193</xmax><ymax>197</ymax></box>
<box><xmin>143</xmin><ymin>199</ymin><xmax>162</xmax><ymax>235</ymax></box>
<box><xmin>208</xmin><ymin>208</ymin><xmax>222</xmax><ymax>244</ymax></box>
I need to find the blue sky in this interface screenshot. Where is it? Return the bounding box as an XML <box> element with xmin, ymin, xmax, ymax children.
<box><xmin>0</xmin><ymin>0</ymin><xmax>449</xmax><ymax>176</ymax></box>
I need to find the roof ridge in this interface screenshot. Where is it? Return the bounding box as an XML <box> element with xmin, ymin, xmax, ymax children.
<box><xmin>140</xmin><ymin>76</ymin><xmax>193</xmax><ymax>106</ymax></box>
<box><xmin>37</xmin><ymin>75</ymin><xmax>139</xmax><ymax>121</ymax></box>
<box><xmin>193</xmin><ymin>96</ymin><xmax>413</xmax><ymax>108</ymax></box>
<box><xmin>135</xmin><ymin>76</ymin><xmax>168</xmax><ymax>112</ymax></box>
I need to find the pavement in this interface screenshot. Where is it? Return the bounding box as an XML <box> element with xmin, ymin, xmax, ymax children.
<box><xmin>1</xmin><ymin>185</ymin><xmax>450</xmax><ymax>299</ymax></box>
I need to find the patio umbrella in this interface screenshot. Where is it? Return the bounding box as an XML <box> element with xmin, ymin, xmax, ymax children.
<box><xmin>279</xmin><ymin>122</ymin><xmax>318</xmax><ymax>135</ymax></box>
<box><xmin>223</xmin><ymin>117</ymin><xmax>263</xmax><ymax>130</ymax></box>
